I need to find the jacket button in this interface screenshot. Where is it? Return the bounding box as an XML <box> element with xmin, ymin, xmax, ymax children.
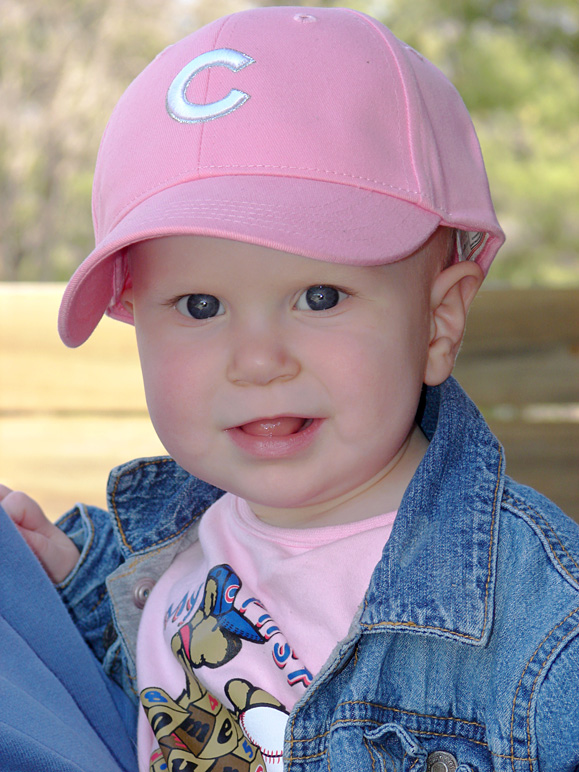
<box><xmin>133</xmin><ymin>577</ymin><xmax>155</xmax><ymax>609</ymax></box>
<box><xmin>426</xmin><ymin>751</ymin><xmax>458</xmax><ymax>772</ymax></box>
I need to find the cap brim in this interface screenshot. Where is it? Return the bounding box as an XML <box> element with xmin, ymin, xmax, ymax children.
<box><xmin>59</xmin><ymin>175</ymin><xmax>464</xmax><ymax>346</ymax></box>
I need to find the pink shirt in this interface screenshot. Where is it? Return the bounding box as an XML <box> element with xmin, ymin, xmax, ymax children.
<box><xmin>137</xmin><ymin>494</ymin><xmax>396</xmax><ymax>771</ymax></box>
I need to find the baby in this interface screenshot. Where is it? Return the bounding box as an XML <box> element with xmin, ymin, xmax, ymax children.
<box><xmin>3</xmin><ymin>7</ymin><xmax>579</xmax><ymax>772</ymax></box>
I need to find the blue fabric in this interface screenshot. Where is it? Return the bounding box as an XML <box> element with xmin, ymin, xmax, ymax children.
<box><xmin>0</xmin><ymin>507</ymin><xmax>138</xmax><ymax>772</ymax></box>
<box><xmin>56</xmin><ymin>378</ymin><xmax>579</xmax><ymax>772</ymax></box>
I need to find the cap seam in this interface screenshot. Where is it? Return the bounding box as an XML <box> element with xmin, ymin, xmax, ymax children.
<box><xmin>384</xmin><ymin>37</ymin><xmax>426</xmax><ymax>201</ymax></box>
<box><xmin>194</xmin><ymin>15</ymin><xmax>230</xmax><ymax>174</ymax></box>
<box><xmin>109</xmin><ymin>208</ymin><xmax>379</xmax><ymax>243</ymax></box>
<box><xmin>347</xmin><ymin>9</ymin><xmax>415</xmax><ymax>193</ymax></box>
<box><xmin>100</xmin><ymin>169</ymin><xmax>422</xmax><ymax>239</ymax></box>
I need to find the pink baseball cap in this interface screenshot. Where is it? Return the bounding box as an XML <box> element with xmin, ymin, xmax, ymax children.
<box><xmin>58</xmin><ymin>6</ymin><xmax>504</xmax><ymax>347</ymax></box>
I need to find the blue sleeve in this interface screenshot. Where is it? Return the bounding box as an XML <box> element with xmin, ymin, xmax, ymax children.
<box><xmin>56</xmin><ymin>503</ymin><xmax>127</xmax><ymax>688</ymax></box>
<box><xmin>0</xmin><ymin>506</ymin><xmax>138</xmax><ymax>771</ymax></box>
<box><xmin>535</xmin><ymin>632</ymin><xmax>579</xmax><ymax>771</ymax></box>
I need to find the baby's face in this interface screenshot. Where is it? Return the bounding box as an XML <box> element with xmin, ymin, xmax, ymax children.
<box><xmin>124</xmin><ymin>235</ymin><xmax>441</xmax><ymax>527</ymax></box>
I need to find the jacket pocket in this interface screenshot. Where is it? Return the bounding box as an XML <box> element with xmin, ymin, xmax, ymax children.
<box><xmin>362</xmin><ymin>724</ymin><xmax>477</xmax><ymax>772</ymax></box>
<box><xmin>363</xmin><ymin>723</ymin><xmax>427</xmax><ymax>771</ymax></box>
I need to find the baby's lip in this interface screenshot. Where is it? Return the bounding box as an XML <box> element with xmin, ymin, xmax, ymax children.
<box><xmin>226</xmin><ymin>416</ymin><xmax>322</xmax><ymax>458</ymax></box>
<box><xmin>236</xmin><ymin>416</ymin><xmax>312</xmax><ymax>437</ymax></box>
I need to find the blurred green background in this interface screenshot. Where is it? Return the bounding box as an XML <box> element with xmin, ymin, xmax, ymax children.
<box><xmin>1</xmin><ymin>0</ymin><xmax>578</xmax><ymax>286</ymax></box>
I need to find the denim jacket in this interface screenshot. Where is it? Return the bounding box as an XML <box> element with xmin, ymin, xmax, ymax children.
<box><xmin>57</xmin><ymin>377</ymin><xmax>579</xmax><ymax>772</ymax></box>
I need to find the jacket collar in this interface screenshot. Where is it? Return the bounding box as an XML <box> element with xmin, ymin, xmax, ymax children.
<box><xmin>106</xmin><ymin>456</ymin><xmax>224</xmax><ymax>559</ymax></box>
<box><xmin>360</xmin><ymin>377</ymin><xmax>504</xmax><ymax>646</ymax></box>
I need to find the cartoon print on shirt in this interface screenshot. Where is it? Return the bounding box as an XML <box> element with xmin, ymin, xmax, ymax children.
<box><xmin>142</xmin><ymin>564</ymin><xmax>297</xmax><ymax>771</ymax></box>
<box><xmin>176</xmin><ymin>564</ymin><xmax>265</xmax><ymax>669</ymax></box>
<box><xmin>141</xmin><ymin>671</ymin><xmax>286</xmax><ymax>772</ymax></box>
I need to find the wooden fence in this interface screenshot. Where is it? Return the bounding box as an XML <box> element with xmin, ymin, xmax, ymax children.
<box><xmin>454</xmin><ymin>288</ymin><xmax>579</xmax><ymax>521</ymax></box>
<box><xmin>0</xmin><ymin>285</ymin><xmax>577</xmax><ymax>522</ymax></box>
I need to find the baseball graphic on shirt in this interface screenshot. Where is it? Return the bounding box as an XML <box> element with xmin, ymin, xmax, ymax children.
<box><xmin>240</xmin><ymin>705</ymin><xmax>287</xmax><ymax>768</ymax></box>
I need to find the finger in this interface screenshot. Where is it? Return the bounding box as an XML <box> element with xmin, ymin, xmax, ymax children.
<box><xmin>1</xmin><ymin>491</ymin><xmax>27</xmax><ymax>525</ymax></box>
<box><xmin>1</xmin><ymin>491</ymin><xmax>48</xmax><ymax>531</ymax></box>
<box><xmin>0</xmin><ymin>484</ymin><xmax>14</xmax><ymax>502</ymax></box>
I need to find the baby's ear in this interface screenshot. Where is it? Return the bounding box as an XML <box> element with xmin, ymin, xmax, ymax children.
<box><xmin>424</xmin><ymin>261</ymin><xmax>484</xmax><ymax>386</ymax></box>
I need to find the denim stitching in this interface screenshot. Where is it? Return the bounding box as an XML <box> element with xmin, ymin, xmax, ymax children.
<box><xmin>330</xmin><ymin>717</ymin><xmax>489</xmax><ymax>749</ymax></box>
<box><xmin>362</xmin><ymin>454</ymin><xmax>502</xmax><ymax>641</ymax></box>
<box><xmin>492</xmin><ymin>753</ymin><xmax>536</xmax><ymax>762</ymax></box>
<box><xmin>481</xmin><ymin>449</ymin><xmax>503</xmax><ymax>631</ymax></box>
<box><xmin>57</xmin><ymin>504</ymin><xmax>96</xmax><ymax>591</ymax></box>
<box><xmin>287</xmin><ymin>698</ymin><xmax>486</xmax><ymax>747</ymax></box>
<box><xmin>505</xmin><ymin>494</ymin><xmax>579</xmax><ymax>584</ymax></box>
<box><xmin>286</xmin><ymin>747</ymin><xmax>327</xmax><ymax>762</ymax></box>
<box><xmin>525</xmin><ymin>616</ymin><xmax>579</xmax><ymax>772</ymax></box>
<box><xmin>109</xmin><ymin>544</ymin><xmax>173</xmax><ymax>584</ymax></box>
<box><xmin>286</xmin><ymin>642</ymin><xmax>356</xmax><ymax>768</ymax></box>
<box><xmin>335</xmin><ymin>700</ymin><xmax>485</xmax><ymax>730</ymax></box>
<box><xmin>389</xmin><ymin>748</ymin><xmax>400</xmax><ymax>772</ymax></box>
<box><xmin>288</xmin><ymin>729</ymin><xmax>331</xmax><ymax>746</ymax></box>
<box><xmin>510</xmin><ymin>605</ymin><xmax>579</xmax><ymax>772</ymax></box>
<box><xmin>110</xmin><ymin>458</ymin><xmax>195</xmax><ymax>554</ymax></box>
<box><xmin>287</xmin><ymin>714</ymin><xmax>531</xmax><ymax>765</ymax></box>
<box><xmin>285</xmin><ymin>727</ymin><xmax>329</xmax><ymax>769</ymax></box>
<box><xmin>380</xmin><ymin>745</ymin><xmax>397</xmax><ymax>772</ymax></box>
<box><xmin>362</xmin><ymin>736</ymin><xmax>377</xmax><ymax>772</ymax></box>
<box><xmin>408</xmin><ymin>728</ymin><xmax>488</xmax><ymax>749</ymax></box>
<box><xmin>88</xmin><ymin>586</ymin><xmax>108</xmax><ymax>615</ymax></box>
<box><xmin>286</xmin><ymin>700</ymin><xmax>488</xmax><ymax>768</ymax></box>
<box><xmin>57</xmin><ymin>509</ymin><xmax>77</xmax><ymax>527</ymax></box>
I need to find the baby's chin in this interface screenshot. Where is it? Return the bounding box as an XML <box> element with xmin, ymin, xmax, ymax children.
<box><xmin>244</xmin><ymin>483</ymin><xmax>394</xmax><ymax>529</ymax></box>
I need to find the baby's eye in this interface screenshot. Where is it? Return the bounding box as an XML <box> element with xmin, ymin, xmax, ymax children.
<box><xmin>295</xmin><ymin>285</ymin><xmax>347</xmax><ymax>311</ymax></box>
<box><xmin>175</xmin><ymin>294</ymin><xmax>224</xmax><ymax>320</ymax></box>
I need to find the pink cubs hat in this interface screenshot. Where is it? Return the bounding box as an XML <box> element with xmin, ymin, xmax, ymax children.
<box><xmin>58</xmin><ymin>6</ymin><xmax>505</xmax><ymax>347</ymax></box>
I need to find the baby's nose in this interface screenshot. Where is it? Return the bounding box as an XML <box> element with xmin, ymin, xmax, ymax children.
<box><xmin>226</xmin><ymin>328</ymin><xmax>300</xmax><ymax>386</ymax></box>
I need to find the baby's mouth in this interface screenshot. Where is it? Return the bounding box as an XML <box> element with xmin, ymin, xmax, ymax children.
<box><xmin>238</xmin><ymin>417</ymin><xmax>313</xmax><ymax>437</ymax></box>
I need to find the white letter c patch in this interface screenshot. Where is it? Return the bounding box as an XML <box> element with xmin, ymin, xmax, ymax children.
<box><xmin>166</xmin><ymin>48</ymin><xmax>255</xmax><ymax>124</ymax></box>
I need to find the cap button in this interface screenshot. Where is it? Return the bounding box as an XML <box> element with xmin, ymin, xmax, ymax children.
<box><xmin>426</xmin><ymin>751</ymin><xmax>458</xmax><ymax>772</ymax></box>
<box><xmin>133</xmin><ymin>577</ymin><xmax>155</xmax><ymax>609</ymax></box>
<box><xmin>293</xmin><ymin>13</ymin><xmax>317</xmax><ymax>23</ymax></box>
